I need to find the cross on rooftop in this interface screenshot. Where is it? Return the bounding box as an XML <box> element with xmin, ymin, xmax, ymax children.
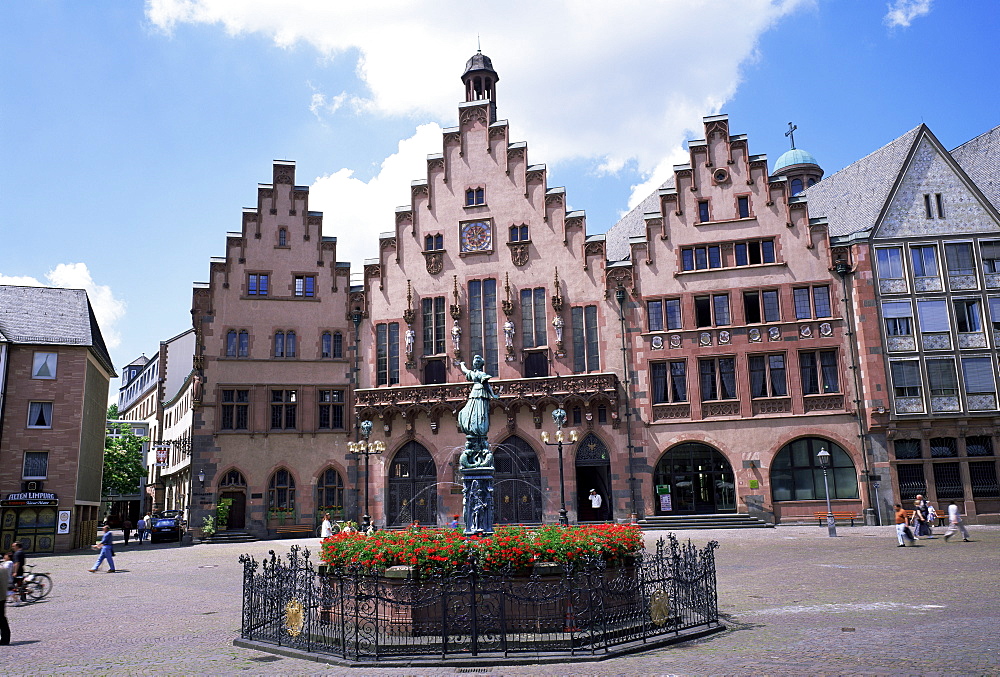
<box><xmin>785</xmin><ymin>122</ymin><xmax>797</xmax><ymax>150</ymax></box>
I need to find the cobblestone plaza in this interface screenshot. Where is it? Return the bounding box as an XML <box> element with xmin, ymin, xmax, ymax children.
<box><xmin>3</xmin><ymin>526</ymin><xmax>997</xmax><ymax>676</ymax></box>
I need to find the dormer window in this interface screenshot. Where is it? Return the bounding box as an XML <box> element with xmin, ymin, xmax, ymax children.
<box><xmin>465</xmin><ymin>187</ymin><xmax>485</xmax><ymax>206</ymax></box>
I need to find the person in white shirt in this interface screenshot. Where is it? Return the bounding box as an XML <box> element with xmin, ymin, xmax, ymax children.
<box><xmin>320</xmin><ymin>513</ymin><xmax>334</xmax><ymax>539</ymax></box>
<box><xmin>943</xmin><ymin>500</ymin><xmax>970</xmax><ymax>542</ymax></box>
<box><xmin>588</xmin><ymin>489</ymin><xmax>603</xmax><ymax>520</ymax></box>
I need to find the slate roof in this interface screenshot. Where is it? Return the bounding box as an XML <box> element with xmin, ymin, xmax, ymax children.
<box><xmin>0</xmin><ymin>285</ymin><xmax>115</xmax><ymax>373</ymax></box>
<box><xmin>802</xmin><ymin>125</ymin><xmax>923</xmax><ymax>237</ymax></box>
<box><xmin>950</xmin><ymin>124</ymin><xmax>1000</xmax><ymax>213</ymax></box>
<box><xmin>605</xmin><ymin>176</ymin><xmax>676</xmax><ymax>261</ymax></box>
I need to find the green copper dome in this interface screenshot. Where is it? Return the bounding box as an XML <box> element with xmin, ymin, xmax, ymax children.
<box><xmin>774</xmin><ymin>148</ymin><xmax>819</xmax><ymax>172</ymax></box>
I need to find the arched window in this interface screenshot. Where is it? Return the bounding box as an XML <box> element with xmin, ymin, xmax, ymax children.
<box><xmin>278</xmin><ymin>228</ymin><xmax>287</xmax><ymax>247</ymax></box>
<box><xmin>770</xmin><ymin>438</ymin><xmax>857</xmax><ymax>501</ymax></box>
<box><xmin>226</xmin><ymin>330</ymin><xmax>237</xmax><ymax>357</ymax></box>
<box><xmin>790</xmin><ymin>178</ymin><xmax>803</xmax><ymax>196</ymax></box>
<box><xmin>220</xmin><ymin>469</ymin><xmax>246</xmax><ymax>487</ymax></box>
<box><xmin>332</xmin><ymin>332</ymin><xmax>343</xmax><ymax>358</ymax></box>
<box><xmin>238</xmin><ymin>330</ymin><xmax>249</xmax><ymax>357</ymax></box>
<box><xmin>268</xmin><ymin>469</ymin><xmax>296</xmax><ymax>511</ymax></box>
<box><xmin>286</xmin><ymin>331</ymin><xmax>297</xmax><ymax>358</ymax></box>
<box><xmin>807</xmin><ymin>178</ymin><xmax>817</xmax><ymax>188</ymax></box>
<box><xmin>274</xmin><ymin>331</ymin><xmax>285</xmax><ymax>357</ymax></box>
<box><xmin>322</xmin><ymin>332</ymin><xmax>332</xmax><ymax>358</ymax></box>
<box><xmin>317</xmin><ymin>468</ymin><xmax>345</xmax><ymax>514</ymax></box>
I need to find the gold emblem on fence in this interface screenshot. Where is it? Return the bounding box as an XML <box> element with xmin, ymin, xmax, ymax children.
<box><xmin>285</xmin><ymin>599</ymin><xmax>304</xmax><ymax>637</ymax></box>
<box><xmin>649</xmin><ymin>590</ymin><xmax>671</xmax><ymax>626</ymax></box>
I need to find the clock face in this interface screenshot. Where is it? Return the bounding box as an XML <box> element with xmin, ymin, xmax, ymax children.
<box><xmin>461</xmin><ymin>220</ymin><xmax>493</xmax><ymax>253</ymax></box>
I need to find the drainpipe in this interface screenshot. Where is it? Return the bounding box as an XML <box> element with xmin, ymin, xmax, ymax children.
<box><xmin>835</xmin><ymin>261</ymin><xmax>878</xmax><ymax>525</ymax></box>
<box><xmin>615</xmin><ymin>285</ymin><xmax>639</xmax><ymax>521</ymax></box>
<box><xmin>351</xmin><ymin>309</ymin><xmax>363</xmax><ymax>525</ymax></box>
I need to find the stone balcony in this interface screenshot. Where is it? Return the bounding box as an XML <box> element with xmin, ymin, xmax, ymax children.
<box><xmin>354</xmin><ymin>372</ymin><xmax>622</xmax><ymax>431</ymax></box>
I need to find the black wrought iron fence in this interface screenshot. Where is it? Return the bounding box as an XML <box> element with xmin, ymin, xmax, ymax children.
<box><xmin>237</xmin><ymin>534</ymin><xmax>720</xmax><ymax>662</ymax></box>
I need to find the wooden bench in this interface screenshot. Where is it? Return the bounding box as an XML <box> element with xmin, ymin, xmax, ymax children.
<box><xmin>274</xmin><ymin>524</ymin><xmax>314</xmax><ymax>539</ymax></box>
<box><xmin>903</xmin><ymin>510</ymin><xmax>947</xmax><ymax>528</ymax></box>
<box><xmin>813</xmin><ymin>511</ymin><xmax>859</xmax><ymax>526</ymax></box>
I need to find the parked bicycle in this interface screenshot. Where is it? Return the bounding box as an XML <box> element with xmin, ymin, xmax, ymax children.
<box><xmin>17</xmin><ymin>564</ymin><xmax>52</xmax><ymax>603</ymax></box>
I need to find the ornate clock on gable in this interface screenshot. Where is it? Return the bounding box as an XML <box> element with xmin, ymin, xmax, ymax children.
<box><xmin>460</xmin><ymin>220</ymin><xmax>493</xmax><ymax>254</ymax></box>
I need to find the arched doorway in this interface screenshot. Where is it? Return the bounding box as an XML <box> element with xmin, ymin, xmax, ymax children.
<box><xmin>494</xmin><ymin>436</ymin><xmax>543</xmax><ymax>524</ymax></box>
<box><xmin>653</xmin><ymin>443</ymin><xmax>735</xmax><ymax>514</ymax></box>
<box><xmin>387</xmin><ymin>442</ymin><xmax>438</xmax><ymax>526</ymax></box>
<box><xmin>218</xmin><ymin>469</ymin><xmax>247</xmax><ymax>530</ymax></box>
<box><xmin>575</xmin><ymin>434</ymin><xmax>612</xmax><ymax>521</ymax></box>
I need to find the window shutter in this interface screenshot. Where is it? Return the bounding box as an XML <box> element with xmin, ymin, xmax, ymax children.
<box><xmin>891</xmin><ymin>361</ymin><xmax>921</xmax><ymax>388</ymax></box>
<box><xmin>882</xmin><ymin>301</ymin><xmax>913</xmax><ymax>318</ymax></box>
<box><xmin>961</xmin><ymin>357</ymin><xmax>997</xmax><ymax>394</ymax></box>
<box><xmin>917</xmin><ymin>300</ymin><xmax>950</xmax><ymax>332</ymax></box>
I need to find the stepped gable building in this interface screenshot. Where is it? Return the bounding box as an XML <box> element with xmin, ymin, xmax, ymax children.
<box><xmin>0</xmin><ymin>285</ymin><xmax>116</xmax><ymax>552</ymax></box>
<box><xmin>189</xmin><ymin>161</ymin><xmax>355</xmax><ymax>537</ymax></box>
<box><xmin>605</xmin><ymin>117</ymin><xmax>871</xmax><ymax>525</ymax></box>
<box><xmin>353</xmin><ymin>51</ymin><xmax>624</xmax><ymax>527</ymax></box>
<box><xmin>808</xmin><ymin>124</ymin><xmax>1000</xmax><ymax>521</ymax></box>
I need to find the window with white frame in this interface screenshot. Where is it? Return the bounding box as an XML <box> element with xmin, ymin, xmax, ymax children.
<box><xmin>27</xmin><ymin>402</ymin><xmax>52</xmax><ymax>428</ymax></box>
<box><xmin>981</xmin><ymin>240</ymin><xmax>1000</xmax><ymax>273</ymax></box>
<box><xmin>22</xmin><ymin>451</ymin><xmax>48</xmax><ymax>479</ymax></box>
<box><xmin>953</xmin><ymin>299</ymin><xmax>983</xmax><ymax>333</ymax></box>
<box><xmin>31</xmin><ymin>352</ymin><xmax>57</xmax><ymax>379</ymax></box>
<box><xmin>876</xmin><ymin>247</ymin><xmax>905</xmax><ymax>281</ymax></box>
<box><xmin>910</xmin><ymin>244</ymin><xmax>939</xmax><ymax>279</ymax></box>
<box><xmin>961</xmin><ymin>357</ymin><xmax>997</xmax><ymax>401</ymax></box>
<box><xmin>882</xmin><ymin>301</ymin><xmax>914</xmax><ymax>336</ymax></box>
<box><xmin>890</xmin><ymin>360</ymin><xmax>922</xmax><ymax>398</ymax></box>
<box><xmin>926</xmin><ymin>358</ymin><xmax>959</xmax><ymax>397</ymax></box>
<box><xmin>945</xmin><ymin>242</ymin><xmax>976</xmax><ymax>276</ymax></box>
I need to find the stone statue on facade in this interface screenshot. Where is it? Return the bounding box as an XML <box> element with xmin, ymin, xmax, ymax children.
<box><xmin>458</xmin><ymin>354</ymin><xmax>498</xmax><ymax>535</ymax></box>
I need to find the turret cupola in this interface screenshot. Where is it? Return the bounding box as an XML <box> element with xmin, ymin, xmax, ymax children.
<box><xmin>772</xmin><ymin>122</ymin><xmax>823</xmax><ymax>196</ymax></box>
<box><xmin>462</xmin><ymin>49</ymin><xmax>499</xmax><ymax>103</ymax></box>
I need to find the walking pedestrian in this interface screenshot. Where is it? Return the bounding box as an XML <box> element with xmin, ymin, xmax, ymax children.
<box><xmin>894</xmin><ymin>503</ymin><xmax>915</xmax><ymax>546</ymax></box>
<box><xmin>943</xmin><ymin>500</ymin><xmax>971</xmax><ymax>542</ymax></box>
<box><xmin>122</xmin><ymin>518</ymin><xmax>131</xmax><ymax>545</ymax></box>
<box><xmin>142</xmin><ymin>513</ymin><xmax>152</xmax><ymax>543</ymax></box>
<box><xmin>0</xmin><ymin>556</ymin><xmax>10</xmax><ymax>645</ymax></box>
<box><xmin>320</xmin><ymin>513</ymin><xmax>333</xmax><ymax>539</ymax></box>
<box><xmin>136</xmin><ymin>516</ymin><xmax>146</xmax><ymax>544</ymax></box>
<box><xmin>913</xmin><ymin>495</ymin><xmax>931</xmax><ymax>538</ymax></box>
<box><xmin>10</xmin><ymin>542</ymin><xmax>26</xmax><ymax>603</ymax></box>
<box><xmin>927</xmin><ymin>503</ymin><xmax>938</xmax><ymax>535</ymax></box>
<box><xmin>89</xmin><ymin>525</ymin><xmax>117</xmax><ymax>573</ymax></box>
<box><xmin>1</xmin><ymin>552</ymin><xmax>15</xmax><ymax>606</ymax></box>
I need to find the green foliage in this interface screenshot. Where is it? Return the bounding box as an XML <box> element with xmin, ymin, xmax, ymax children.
<box><xmin>106</xmin><ymin>404</ymin><xmax>119</xmax><ymax>419</ymax></box>
<box><xmin>102</xmin><ymin>420</ymin><xmax>147</xmax><ymax>496</ymax></box>
<box><xmin>216</xmin><ymin>498</ymin><xmax>233</xmax><ymax>529</ymax></box>
<box><xmin>202</xmin><ymin>515</ymin><xmax>216</xmax><ymax>536</ymax></box>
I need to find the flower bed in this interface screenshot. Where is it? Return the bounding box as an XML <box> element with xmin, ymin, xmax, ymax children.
<box><xmin>319</xmin><ymin>524</ymin><xmax>642</xmax><ymax>577</ymax></box>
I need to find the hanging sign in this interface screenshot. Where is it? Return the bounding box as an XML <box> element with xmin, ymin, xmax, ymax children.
<box><xmin>155</xmin><ymin>445</ymin><xmax>170</xmax><ymax>467</ymax></box>
<box><xmin>2</xmin><ymin>491</ymin><xmax>58</xmax><ymax>506</ymax></box>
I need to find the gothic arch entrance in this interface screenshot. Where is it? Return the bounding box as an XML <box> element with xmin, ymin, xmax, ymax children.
<box><xmin>653</xmin><ymin>443</ymin><xmax>735</xmax><ymax>515</ymax></box>
<box><xmin>494</xmin><ymin>436</ymin><xmax>543</xmax><ymax>524</ymax></box>
<box><xmin>575</xmin><ymin>434</ymin><xmax>612</xmax><ymax>521</ymax></box>
<box><xmin>218</xmin><ymin>469</ymin><xmax>247</xmax><ymax>530</ymax></box>
<box><xmin>387</xmin><ymin>441</ymin><xmax>438</xmax><ymax>526</ymax></box>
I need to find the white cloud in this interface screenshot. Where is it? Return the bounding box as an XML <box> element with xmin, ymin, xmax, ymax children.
<box><xmin>884</xmin><ymin>0</ymin><xmax>933</xmax><ymax>28</ymax></box>
<box><xmin>0</xmin><ymin>263</ymin><xmax>126</xmax><ymax>349</ymax></box>
<box><xmin>146</xmin><ymin>0</ymin><xmax>807</xmax><ymax>243</ymax></box>
<box><xmin>308</xmin><ymin>123</ymin><xmax>444</xmax><ymax>268</ymax></box>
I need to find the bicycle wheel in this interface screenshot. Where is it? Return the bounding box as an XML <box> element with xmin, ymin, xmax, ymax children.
<box><xmin>34</xmin><ymin>573</ymin><xmax>52</xmax><ymax>599</ymax></box>
<box><xmin>24</xmin><ymin>576</ymin><xmax>50</xmax><ymax>602</ymax></box>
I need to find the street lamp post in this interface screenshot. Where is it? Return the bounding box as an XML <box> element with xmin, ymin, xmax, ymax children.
<box><xmin>348</xmin><ymin>420</ymin><xmax>385</xmax><ymax>531</ymax></box>
<box><xmin>540</xmin><ymin>407</ymin><xmax>578</xmax><ymax>526</ymax></box>
<box><xmin>615</xmin><ymin>285</ymin><xmax>638</xmax><ymax>520</ymax></box>
<box><xmin>816</xmin><ymin>446</ymin><xmax>837</xmax><ymax>537</ymax></box>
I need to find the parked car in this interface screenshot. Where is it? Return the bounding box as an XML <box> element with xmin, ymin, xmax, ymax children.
<box><xmin>150</xmin><ymin>518</ymin><xmax>182</xmax><ymax>542</ymax></box>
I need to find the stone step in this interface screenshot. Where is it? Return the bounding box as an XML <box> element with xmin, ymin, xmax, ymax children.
<box><xmin>637</xmin><ymin>514</ymin><xmax>773</xmax><ymax>530</ymax></box>
<box><xmin>200</xmin><ymin>530</ymin><xmax>258</xmax><ymax>544</ymax></box>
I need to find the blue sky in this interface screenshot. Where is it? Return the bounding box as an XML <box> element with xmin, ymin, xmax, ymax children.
<box><xmin>1</xmin><ymin>0</ymin><xmax>995</xmax><ymax>395</ymax></box>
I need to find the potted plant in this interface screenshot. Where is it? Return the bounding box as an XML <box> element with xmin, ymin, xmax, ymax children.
<box><xmin>216</xmin><ymin>498</ymin><xmax>233</xmax><ymax>531</ymax></box>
